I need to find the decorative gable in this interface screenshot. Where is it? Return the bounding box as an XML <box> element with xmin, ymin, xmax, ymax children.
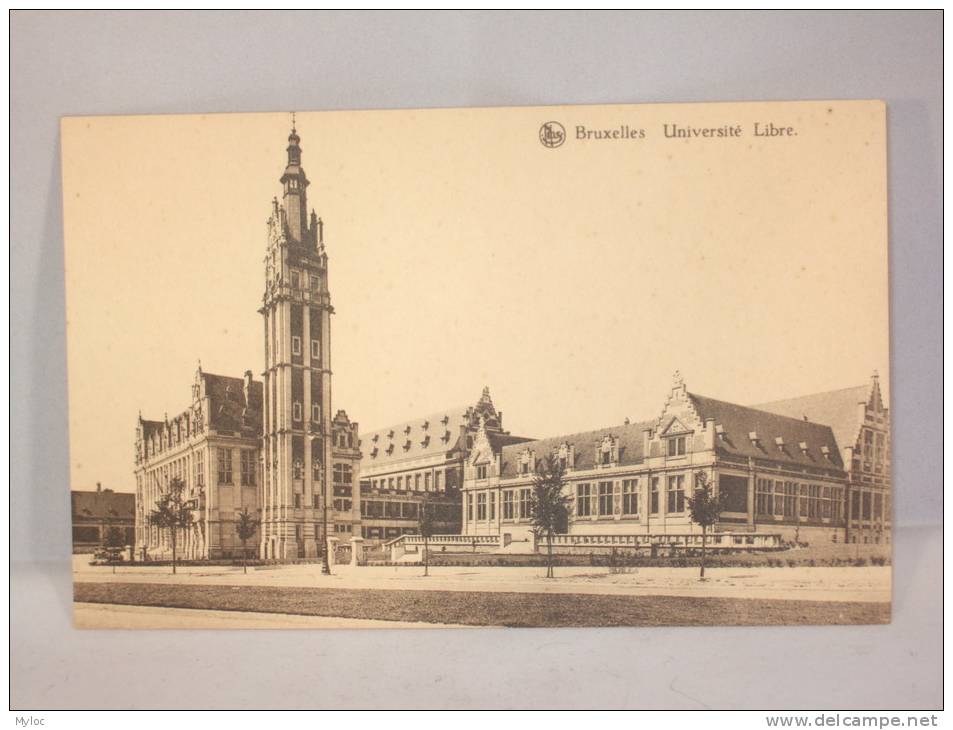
<box><xmin>596</xmin><ymin>435</ymin><xmax>618</xmax><ymax>466</ymax></box>
<box><xmin>662</xmin><ymin>416</ymin><xmax>692</xmax><ymax>436</ymax></box>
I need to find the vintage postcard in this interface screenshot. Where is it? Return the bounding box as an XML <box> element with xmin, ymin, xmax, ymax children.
<box><xmin>62</xmin><ymin>100</ymin><xmax>890</xmax><ymax>629</ymax></box>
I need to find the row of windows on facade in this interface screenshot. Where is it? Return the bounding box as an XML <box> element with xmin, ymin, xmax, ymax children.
<box><xmin>754</xmin><ymin>479</ymin><xmax>846</xmax><ymax>521</ymax></box>
<box><xmin>360</xmin><ymin>500</ymin><xmax>456</xmax><ymax>521</ymax></box>
<box><xmin>288</xmin><ymin>522</ymin><xmax>354</xmax><ymax>542</ymax></box>
<box><xmin>289</xmin><ymin>336</ymin><xmax>321</xmax><ymax>361</ymax></box>
<box><xmin>213</xmin><ymin>448</ymin><xmax>354</xmax><ymax>486</ymax></box>
<box><xmin>139</xmin><ymin>450</ymin><xmax>210</xmax><ymax>495</ymax></box>
<box><xmin>286</xmin><ymin>460</ymin><xmax>353</xmax><ymax>483</ymax></box>
<box><xmin>286</xmin><ymin>492</ymin><xmax>353</xmax><ymax>511</ymax></box>
<box><xmin>288</xmin><ymin>269</ymin><xmax>323</xmax><ymax>294</ymax></box>
<box><xmin>214</xmin><ymin>448</ymin><xmax>259</xmax><ymax>487</ymax></box>
<box><xmin>366</xmin><ymin>470</ymin><xmax>453</xmax><ymax>493</ymax></box>
<box><xmin>466</xmin><ymin>478</ymin><xmax>661</xmax><ymax>522</ymax></box>
<box><xmin>848</xmin><ymin>489</ymin><xmax>890</xmax><ymax>523</ymax></box>
<box><xmin>465</xmin><ymin>476</ymin><xmax>856</xmax><ymax>524</ymax></box>
<box><xmin>362</xmin><ymin>525</ymin><xmax>417</xmax><ymax>540</ymax></box>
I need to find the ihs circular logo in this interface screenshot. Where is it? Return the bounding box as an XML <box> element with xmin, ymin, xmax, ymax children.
<box><xmin>539</xmin><ymin>121</ymin><xmax>566</xmax><ymax>149</ymax></box>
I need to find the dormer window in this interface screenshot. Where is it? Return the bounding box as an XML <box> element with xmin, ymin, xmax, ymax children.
<box><xmin>441</xmin><ymin>430</ymin><xmax>451</xmax><ymax>443</ymax></box>
<box><xmin>715</xmin><ymin>424</ymin><xmax>725</xmax><ymax>439</ymax></box>
<box><xmin>820</xmin><ymin>445</ymin><xmax>831</xmax><ymax>459</ymax></box>
<box><xmin>601</xmin><ymin>450</ymin><xmax>611</xmax><ymax>465</ymax></box>
<box><xmin>386</xmin><ymin>444</ymin><xmax>394</xmax><ymax>455</ymax></box>
<box><xmin>372</xmin><ymin>434</ymin><xmax>379</xmax><ymax>443</ymax></box>
<box><xmin>403</xmin><ymin>439</ymin><xmax>411</xmax><ymax>451</ymax></box>
<box><xmin>557</xmin><ymin>443</ymin><xmax>571</xmax><ymax>472</ymax></box>
<box><xmin>476</xmin><ymin>464</ymin><xmax>488</xmax><ymax>480</ymax></box>
<box><xmin>422</xmin><ymin>421</ymin><xmax>429</xmax><ymax>430</ymax></box>
<box><xmin>441</xmin><ymin>415</ymin><xmax>449</xmax><ymax>425</ymax></box>
<box><xmin>421</xmin><ymin>435</ymin><xmax>430</xmax><ymax>448</ymax></box>
<box><xmin>370</xmin><ymin>446</ymin><xmax>378</xmax><ymax>458</ymax></box>
<box><xmin>799</xmin><ymin>441</ymin><xmax>809</xmax><ymax>454</ymax></box>
<box><xmin>387</xmin><ymin>430</ymin><xmax>394</xmax><ymax>439</ymax></box>
<box><xmin>774</xmin><ymin>437</ymin><xmax>785</xmax><ymax>453</ymax></box>
<box><xmin>520</xmin><ymin>462</ymin><xmax>529</xmax><ymax>475</ymax></box>
<box><xmin>404</xmin><ymin>425</ymin><xmax>411</xmax><ymax>435</ymax></box>
<box><xmin>667</xmin><ymin>436</ymin><xmax>686</xmax><ymax>457</ymax></box>
<box><xmin>749</xmin><ymin>431</ymin><xmax>760</xmax><ymax>446</ymax></box>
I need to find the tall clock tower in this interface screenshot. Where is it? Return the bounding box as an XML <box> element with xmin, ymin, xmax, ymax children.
<box><xmin>259</xmin><ymin>123</ymin><xmax>336</xmax><ymax>561</ymax></box>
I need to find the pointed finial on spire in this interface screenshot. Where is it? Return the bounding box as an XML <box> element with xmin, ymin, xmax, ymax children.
<box><xmin>872</xmin><ymin>369</ymin><xmax>879</xmax><ymax>380</ymax></box>
<box><xmin>673</xmin><ymin>370</ymin><xmax>684</xmax><ymax>388</ymax></box>
<box><xmin>291</xmin><ymin>111</ymin><xmax>296</xmax><ymax>134</ymax></box>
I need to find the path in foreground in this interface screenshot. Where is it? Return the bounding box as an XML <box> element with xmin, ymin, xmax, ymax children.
<box><xmin>73</xmin><ymin>602</ymin><xmax>469</xmax><ymax>629</ymax></box>
<box><xmin>75</xmin><ymin>582</ymin><xmax>890</xmax><ymax>628</ymax></box>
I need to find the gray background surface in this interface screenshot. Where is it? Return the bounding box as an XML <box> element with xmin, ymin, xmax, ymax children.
<box><xmin>11</xmin><ymin>10</ymin><xmax>942</xmax><ymax>709</ymax></box>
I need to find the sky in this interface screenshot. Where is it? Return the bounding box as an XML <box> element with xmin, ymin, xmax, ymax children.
<box><xmin>61</xmin><ymin>101</ymin><xmax>889</xmax><ymax>492</ymax></box>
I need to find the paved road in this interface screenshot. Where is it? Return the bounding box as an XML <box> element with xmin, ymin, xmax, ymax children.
<box><xmin>73</xmin><ymin>555</ymin><xmax>891</xmax><ymax>603</ymax></box>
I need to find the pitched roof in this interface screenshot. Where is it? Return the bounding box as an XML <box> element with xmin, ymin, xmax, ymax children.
<box><xmin>361</xmin><ymin>406</ymin><xmax>471</xmax><ymax>468</ymax></box>
<box><xmin>500</xmin><ymin>420</ymin><xmax>654</xmax><ymax>478</ymax></box>
<box><xmin>688</xmin><ymin>393</ymin><xmax>844</xmax><ymax>469</ymax></box>
<box><xmin>139</xmin><ymin>418</ymin><xmax>165</xmax><ymax>440</ymax></box>
<box><xmin>752</xmin><ymin>385</ymin><xmax>869</xmax><ymax>458</ymax></box>
<box><xmin>202</xmin><ymin>372</ymin><xmax>263</xmax><ymax>433</ymax></box>
<box><xmin>71</xmin><ymin>490</ymin><xmax>135</xmax><ymax>521</ymax></box>
<box><xmin>487</xmin><ymin>432</ymin><xmax>535</xmax><ymax>452</ymax></box>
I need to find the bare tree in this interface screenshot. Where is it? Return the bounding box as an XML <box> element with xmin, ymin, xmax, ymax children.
<box><xmin>148</xmin><ymin>477</ymin><xmax>192</xmax><ymax>574</ymax></box>
<box><xmin>235</xmin><ymin>507</ymin><xmax>259</xmax><ymax>574</ymax></box>
<box><xmin>686</xmin><ymin>471</ymin><xmax>729</xmax><ymax>581</ymax></box>
<box><xmin>418</xmin><ymin>492</ymin><xmax>438</xmax><ymax>577</ymax></box>
<box><xmin>530</xmin><ymin>455</ymin><xmax>571</xmax><ymax>578</ymax></box>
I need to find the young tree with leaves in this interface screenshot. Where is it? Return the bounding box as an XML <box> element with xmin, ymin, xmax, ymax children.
<box><xmin>686</xmin><ymin>470</ymin><xmax>730</xmax><ymax>580</ymax></box>
<box><xmin>530</xmin><ymin>455</ymin><xmax>571</xmax><ymax>579</ymax></box>
<box><xmin>103</xmin><ymin>525</ymin><xmax>125</xmax><ymax>549</ymax></box>
<box><xmin>418</xmin><ymin>492</ymin><xmax>438</xmax><ymax>577</ymax></box>
<box><xmin>148</xmin><ymin>477</ymin><xmax>193</xmax><ymax>574</ymax></box>
<box><xmin>235</xmin><ymin>507</ymin><xmax>259</xmax><ymax>574</ymax></box>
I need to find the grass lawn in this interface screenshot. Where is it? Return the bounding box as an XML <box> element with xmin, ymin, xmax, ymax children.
<box><xmin>74</xmin><ymin>582</ymin><xmax>890</xmax><ymax>627</ymax></box>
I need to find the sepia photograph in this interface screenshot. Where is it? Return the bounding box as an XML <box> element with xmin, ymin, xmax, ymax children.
<box><xmin>62</xmin><ymin>100</ymin><xmax>891</xmax><ymax>630</ymax></box>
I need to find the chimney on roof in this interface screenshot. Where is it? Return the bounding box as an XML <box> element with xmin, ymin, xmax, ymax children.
<box><xmin>244</xmin><ymin>370</ymin><xmax>253</xmax><ymax>404</ymax></box>
<box><xmin>624</xmin><ymin>417</ymin><xmax>630</xmax><ymax>425</ymax></box>
<box><xmin>96</xmin><ymin>481</ymin><xmax>102</xmax><ymax>493</ymax></box>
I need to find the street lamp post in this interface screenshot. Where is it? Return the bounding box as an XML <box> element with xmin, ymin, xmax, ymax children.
<box><xmin>309</xmin><ymin>431</ymin><xmax>331</xmax><ymax>575</ymax></box>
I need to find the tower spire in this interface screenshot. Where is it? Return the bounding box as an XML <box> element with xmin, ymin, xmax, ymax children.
<box><xmin>280</xmin><ymin>115</ymin><xmax>309</xmax><ymax>242</ymax></box>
